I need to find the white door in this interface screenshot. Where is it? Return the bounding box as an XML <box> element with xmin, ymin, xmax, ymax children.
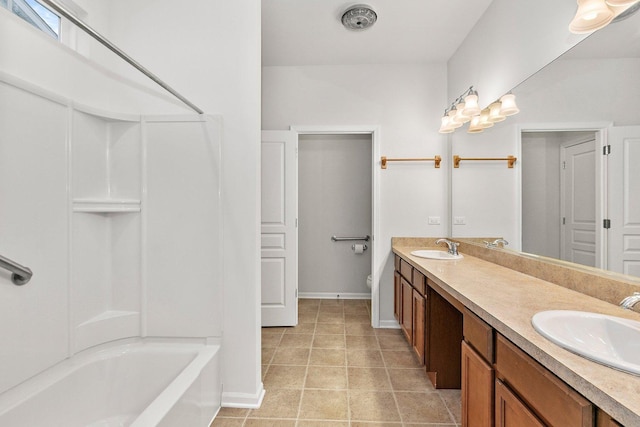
<box><xmin>261</xmin><ymin>130</ymin><xmax>298</xmax><ymax>326</ymax></box>
<box><xmin>561</xmin><ymin>139</ymin><xmax>596</xmax><ymax>267</ymax></box>
<box><xmin>607</xmin><ymin>126</ymin><xmax>640</xmax><ymax>276</ymax></box>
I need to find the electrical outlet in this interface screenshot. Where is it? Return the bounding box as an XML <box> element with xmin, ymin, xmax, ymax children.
<box><xmin>454</xmin><ymin>216</ymin><xmax>466</xmax><ymax>225</ymax></box>
<box><xmin>428</xmin><ymin>216</ymin><xmax>441</xmax><ymax>225</ymax></box>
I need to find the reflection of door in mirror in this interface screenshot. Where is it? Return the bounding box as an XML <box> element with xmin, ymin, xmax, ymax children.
<box><xmin>521</xmin><ymin>127</ymin><xmax>640</xmax><ymax>274</ymax></box>
<box><xmin>522</xmin><ymin>131</ymin><xmax>598</xmax><ymax>268</ymax></box>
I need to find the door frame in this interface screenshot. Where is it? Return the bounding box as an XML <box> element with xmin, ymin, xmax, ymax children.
<box><xmin>516</xmin><ymin>121</ymin><xmax>611</xmax><ymax>269</ymax></box>
<box><xmin>291</xmin><ymin>125</ymin><xmax>381</xmax><ymax>327</ymax></box>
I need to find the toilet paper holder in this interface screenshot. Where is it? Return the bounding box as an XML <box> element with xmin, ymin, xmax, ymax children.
<box><xmin>352</xmin><ymin>243</ymin><xmax>368</xmax><ymax>252</ymax></box>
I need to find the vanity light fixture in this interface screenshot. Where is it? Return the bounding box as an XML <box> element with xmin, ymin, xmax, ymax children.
<box><xmin>569</xmin><ymin>0</ymin><xmax>615</xmax><ymax>33</ymax></box>
<box><xmin>569</xmin><ymin>0</ymin><xmax>640</xmax><ymax>33</ymax></box>
<box><xmin>438</xmin><ymin>87</ymin><xmax>520</xmax><ymax>134</ymax></box>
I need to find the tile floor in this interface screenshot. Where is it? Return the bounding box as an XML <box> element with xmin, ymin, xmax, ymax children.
<box><xmin>212</xmin><ymin>299</ymin><xmax>461</xmax><ymax>427</ymax></box>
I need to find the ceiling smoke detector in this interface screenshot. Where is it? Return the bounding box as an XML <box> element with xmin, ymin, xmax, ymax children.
<box><xmin>341</xmin><ymin>4</ymin><xmax>377</xmax><ymax>30</ymax></box>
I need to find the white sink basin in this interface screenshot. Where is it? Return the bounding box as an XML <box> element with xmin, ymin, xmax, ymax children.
<box><xmin>410</xmin><ymin>250</ymin><xmax>463</xmax><ymax>260</ymax></box>
<box><xmin>532</xmin><ymin>310</ymin><xmax>640</xmax><ymax>375</ymax></box>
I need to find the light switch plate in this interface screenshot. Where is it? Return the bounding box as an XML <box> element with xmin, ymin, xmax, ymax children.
<box><xmin>454</xmin><ymin>216</ymin><xmax>466</xmax><ymax>225</ymax></box>
<box><xmin>428</xmin><ymin>216</ymin><xmax>441</xmax><ymax>225</ymax></box>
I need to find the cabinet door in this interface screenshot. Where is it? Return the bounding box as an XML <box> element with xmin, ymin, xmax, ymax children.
<box><xmin>412</xmin><ymin>288</ymin><xmax>425</xmax><ymax>364</ymax></box>
<box><xmin>401</xmin><ymin>278</ymin><xmax>413</xmax><ymax>343</ymax></box>
<box><xmin>495</xmin><ymin>379</ymin><xmax>545</xmax><ymax>427</ymax></box>
<box><xmin>394</xmin><ymin>271</ymin><xmax>401</xmax><ymax>321</ymax></box>
<box><xmin>462</xmin><ymin>341</ymin><xmax>493</xmax><ymax>427</ymax></box>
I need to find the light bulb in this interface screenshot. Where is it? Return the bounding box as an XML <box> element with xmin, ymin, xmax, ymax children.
<box><xmin>462</xmin><ymin>92</ymin><xmax>481</xmax><ymax>117</ymax></box>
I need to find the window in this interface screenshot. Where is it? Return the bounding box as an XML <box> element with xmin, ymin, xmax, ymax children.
<box><xmin>4</xmin><ymin>0</ymin><xmax>60</xmax><ymax>39</ymax></box>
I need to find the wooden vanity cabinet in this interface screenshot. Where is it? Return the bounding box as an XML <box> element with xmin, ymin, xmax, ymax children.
<box><xmin>401</xmin><ymin>277</ymin><xmax>413</xmax><ymax>343</ymax></box>
<box><xmin>462</xmin><ymin>309</ymin><xmax>494</xmax><ymax>427</ymax></box>
<box><xmin>495</xmin><ymin>378</ymin><xmax>545</xmax><ymax>427</ymax></box>
<box><xmin>393</xmin><ymin>270</ymin><xmax>401</xmax><ymax>321</ymax></box>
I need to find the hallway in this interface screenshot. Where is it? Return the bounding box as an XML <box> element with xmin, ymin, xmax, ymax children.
<box><xmin>212</xmin><ymin>299</ymin><xmax>461</xmax><ymax>426</ymax></box>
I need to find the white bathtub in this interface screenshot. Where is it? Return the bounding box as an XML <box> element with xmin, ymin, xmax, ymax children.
<box><xmin>0</xmin><ymin>340</ymin><xmax>221</xmax><ymax>427</ymax></box>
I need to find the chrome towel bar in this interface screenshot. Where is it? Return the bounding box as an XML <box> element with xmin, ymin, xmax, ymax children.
<box><xmin>0</xmin><ymin>253</ymin><xmax>33</xmax><ymax>286</ymax></box>
<box><xmin>331</xmin><ymin>235</ymin><xmax>370</xmax><ymax>242</ymax></box>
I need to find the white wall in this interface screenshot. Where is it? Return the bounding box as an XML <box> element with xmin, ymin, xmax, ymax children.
<box><xmin>263</xmin><ymin>64</ymin><xmax>448</xmax><ymax>324</ymax></box>
<box><xmin>298</xmin><ymin>134</ymin><xmax>372</xmax><ymax>297</ymax></box>
<box><xmin>448</xmin><ymin>0</ymin><xmax>587</xmax><ymax>107</ymax></box>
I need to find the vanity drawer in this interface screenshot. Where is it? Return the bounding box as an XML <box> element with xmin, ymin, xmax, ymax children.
<box><xmin>495</xmin><ymin>334</ymin><xmax>593</xmax><ymax>427</ymax></box>
<box><xmin>463</xmin><ymin>308</ymin><xmax>494</xmax><ymax>363</ymax></box>
<box><xmin>400</xmin><ymin>258</ymin><xmax>413</xmax><ymax>281</ymax></box>
<box><xmin>394</xmin><ymin>254</ymin><xmax>401</xmax><ymax>271</ymax></box>
<box><xmin>412</xmin><ymin>269</ymin><xmax>426</xmax><ymax>295</ymax></box>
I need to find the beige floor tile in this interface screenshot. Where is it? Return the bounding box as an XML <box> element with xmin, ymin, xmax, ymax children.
<box><xmin>318</xmin><ymin>304</ymin><xmax>344</xmax><ymax>313</ymax></box>
<box><xmin>348</xmin><ymin>367</ymin><xmax>392</xmax><ymax>390</ymax></box>
<box><xmin>285</xmin><ymin>323</ymin><xmax>316</xmax><ymax>334</ymax></box>
<box><xmin>305</xmin><ymin>366</ymin><xmax>348</xmax><ymax>389</ymax></box>
<box><xmin>299</xmin><ymin>389</ymin><xmax>349</xmax><ymax>420</ymax></box>
<box><xmin>320</xmin><ymin>299</ymin><xmax>344</xmax><ymax>307</ymax></box>
<box><xmin>377</xmin><ymin>334</ymin><xmax>412</xmax><ymax>350</ymax></box>
<box><xmin>345</xmin><ymin>322</ymin><xmax>375</xmax><ymax>335</ymax></box>
<box><xmin>394</xmin><ymin>391</ymin><xmax>453</xmax><ymax>424</ymax></box>
<box><xmin>262</xmin><ymin>365</ymin><xmax>269</xmax><ymax>380</ymax></box>
<box><xmin>215</xmin><ymin>407</ymin><xmax>250</xmax><ymax>418</ymax></box>
<box><xmin>279</xmin><ymin>334</ymin><xmax>313</xmax><ymax>348</ymax></box>
<box><xmin>299</xmin><ymin>298</ymin><xmax>321</xmax><ymax>306</ymax></box>
<box><xmin>381</xmin><ymin>351</ymin><xmax>422</xmax><ymax>368</ymax></box>
<box><xmin>348</xmin><ymin>390</ymin><xmax>401</xmax><ymax>422</ymax></box>
<box><xmin>350</xmin><ymin>423</ymin><xmax>402</xmax><ymax>427</ymax></box>
<box><xmin>271</xmin><ymin>347</ymin><xmax>310</xmax><ymax>365</ymax></box>
<box><xmin>345</xmin><ymin>313</ymin><xmax>371</xmax><ymax>324</ymax></box>
<box><xmin>343</xmin><ymin>305</ymin><xmax>370</xmax><ymax>314</ymax></box>
<box><xmin>297</xmin><ymin>421</ymin><xmax>349</xmax><ymax>427</ymax></box>
<box><xmin>249</xmin><ymin>389</ymin><xmax>301</xmax><ymax>419</ymax></box>
<box><xmin>317</xmin><ymin>311</ymin><xmax>345</xmax><ymax>324</ymax></box>
<box><xmin>346</xmin><ymin>335</ymin><xmax>379</xmax><ymax>350</ymax></box>
<box><xmin>299</xmin><ymin>305</ymin><xmax>320</xmax><ymax>314</ymax></box>
<box><xmin>210</xmin><ymin>417</ymin><xmax>245</xmax><ymax>426</ymax></box>
<box><xmin>347</xmin><ymin>349</ymin><xmax>385</xmax><ymax>367</ymax></box>
<box><xmin>244</xmin><ymin>419</ymin><xmax>296</xmax><ymax>427</ymax></box>
<box><xmin>262</xmin><ymin>327</ymin><xmax>287</xmax><ymax>335</ymax></box>
<box><xmin>262</xmin><ymin>347</ymin><xmax>276</xmax><ymax>364</ymax></box>
<box><xmin>313</xmin><ymin>334</ymin><xmax>346</xmax><ymax>349</ymax></box>
<box><xmin>261</xmin><ymin>333</ymin><xmax>283</xmax><ymax>348</ymax></box>
<box><xmin>309</xmin><ymin>348</ymin><xmax>346</xmax><ymax>366</ymax></box>
<box><xmin>387</xmin><ymin>368</ymin><xmax>434</xmax><ymax>392</ymax></box>
<box><xmin>439</xmin><ymin>389</ymin><xmax>462</xmax><ymax>423</ymax></box>
<box><xmin>374</xmin><ymin>328</ymin><xmax>403</xmax><ymax>336</ymax></box>
<box><xmin>315</xmin><ymin>323</ymin><xmax>345</xmax><ymax>335</ymax></box>
<box><xmin>263</xmin><ymin>365</ymin><xmax>307</xmax><ymax>389</ymax></box>
<box><xmin>299</xmin><ymin>312</ymin><xmax>318</xmax><ymax>323</ymax></box>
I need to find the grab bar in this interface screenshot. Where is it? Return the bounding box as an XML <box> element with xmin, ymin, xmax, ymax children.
<box><xmin>0</xmin><ymin>254</ymin><xmax>33</xmax><ymax>286</ymax></box>
<box><xmin>331</xmin><ymin>235</ymin><xmax>370</xmax><ymax>242</ymax></box>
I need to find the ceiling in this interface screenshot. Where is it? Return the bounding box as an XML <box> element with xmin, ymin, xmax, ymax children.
<box><xmin>261</xmin><ymin>0</ymin><xmax>494</xmax><ymax>67</ymax></box>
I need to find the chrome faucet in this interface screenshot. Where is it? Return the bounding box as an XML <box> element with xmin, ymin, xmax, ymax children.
<box><xmin>484</xmin><ymin>238</ymin><xmax>509</xmax><ymax>249</ymax></box>
<box><xmin>436</xmin><ymin>238</ymin><xmax>460</xmax><ymax>256</ymax></box>
<box><xmin>620</xmin><ymin>292</ymin><xmax>640</xmax><ymax>310</ymax></box>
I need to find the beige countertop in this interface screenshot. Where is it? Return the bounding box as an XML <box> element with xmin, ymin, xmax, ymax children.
<box><xmin>393</xmin><ymin>243</ymin><xmax>640</xmax><ymax>425</ymax></box>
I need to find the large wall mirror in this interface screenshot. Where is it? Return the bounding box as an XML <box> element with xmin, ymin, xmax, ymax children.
<box><xmin>451</xmin><ymin>7</ymin><xmax>640</xmax><ymax>280</ymax></box>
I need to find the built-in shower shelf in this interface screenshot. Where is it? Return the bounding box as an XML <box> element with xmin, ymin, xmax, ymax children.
<box><xmin>72</xmin><ymin>199</ymin><xmax>141</xmax><ymax>213</ymax></box>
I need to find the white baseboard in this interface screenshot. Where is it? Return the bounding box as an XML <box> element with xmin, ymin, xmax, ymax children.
<box><xmin>221</xmin><ymin>383</ymin><xmax>265</xmax><ymax>409</ymax></box>
<box><xmin>378</xmin><ymin>319</ymin><xmax>401</xmax><ymax>329</ymax></box>
<box><xmin>299</xmin><ymin>292</ymin><xmax>371</xmax><ymax>300</ymax></box>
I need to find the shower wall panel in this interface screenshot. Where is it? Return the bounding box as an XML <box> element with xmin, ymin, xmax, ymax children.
<box><xmin>0</xmin><ymin>82</ymin><xmax>69</xmax><ymax>394</ymax></box>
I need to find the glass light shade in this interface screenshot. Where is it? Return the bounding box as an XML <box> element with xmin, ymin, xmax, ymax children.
<box><xmin>569</xmin><ymin>0</ymin><xmax>615</xmax><ymax>34</ymax></box>
<box><xmin>455</xmin><ymin>101</ymin><xmax>471</xmax><ymax>124</ymax></box>
<box><xmin>606</xmin><ymin>0</ymin><xmax>637</xmax><ymax>6</ymax></box>
<box><xmin>488</xmin><ymin>102</ymin><xmax>506</xmax><ymax>123</ymax></box>
<box><xmin>438</xmin><ymin>115</ymin><xmax>455</xmax><ymax>133</ymax></box>
<box><xmin>448</xmin><ymin>109</ymin><xmax>463</xmax><ymax>128</ymax></box>
<box><xmin>479</xmin><ymin>109</ymin><xmax>494</xmax><ymax>128</ymax></box>
<box><xmin>499</xmin><ymin>94</ymin><xmax>519</xmax><ymax>116</ymax></box>
<box><xmin>467</xmin><ymin>116</ymin><xmax>484</xmax><ymax>133</ymax></box>
<box><xmin>462</xmin><ymin>93</ymin><xmax>481</xmax><ymax>117</ymax></box>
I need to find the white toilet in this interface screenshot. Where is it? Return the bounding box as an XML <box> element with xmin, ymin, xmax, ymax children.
<box><xmin>366</xmin><ymin>274</ymin><xmax>372</xmax><ymax>290</ymax></box>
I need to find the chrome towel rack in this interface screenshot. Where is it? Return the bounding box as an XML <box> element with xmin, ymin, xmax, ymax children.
<box><xmin>0</xmin><ymin>253</ymin><xmax>33</xmax><ymax>286</ymax></box>
<box><xmin>331</xmin><ymin>235</ymin><xmax>370</xmax><ymax>242</ymax></box>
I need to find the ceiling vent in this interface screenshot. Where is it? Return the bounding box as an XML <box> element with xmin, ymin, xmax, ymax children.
<box><xmin>341</xmin><ymin>4</ymin><xmax>377</xmax><ymax>31</ymax></box>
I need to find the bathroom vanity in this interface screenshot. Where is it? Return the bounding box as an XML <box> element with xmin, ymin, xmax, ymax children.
<box><xmin>392</xmin><ymin>238</ymin><xmax>640</xmax><ymax>426</ymax></box>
